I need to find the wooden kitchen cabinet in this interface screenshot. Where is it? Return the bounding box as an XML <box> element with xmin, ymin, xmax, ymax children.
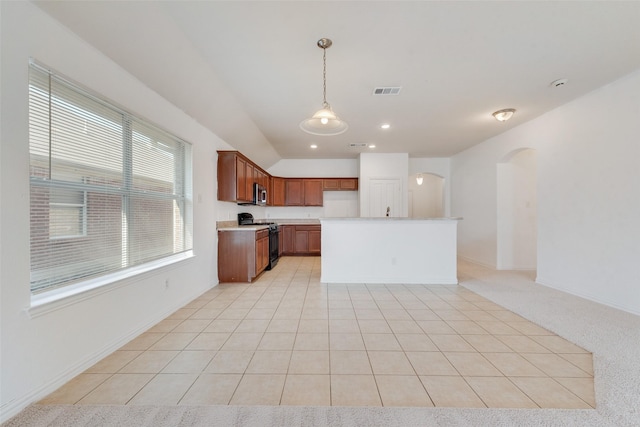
<box><xmin>217</xmin><ymin>151</ymin><xmax>269</xmax><ymax>203</ymax></box>
<box><xmin>303</xmin><ymin>179</ymin><xmax>323</xmax><ymax>206</ymax></box>
<box><xmin>323</xmin><ymin>178</ymin><xmax>358</xmax><ymax>191</ymax></box>
<box><xmin>308</xmin><ymin>227</ymin><xmax>321</xmax><ymax>254</ymax></box>
<box><xmin>219</xmin><ymin>150</ymin><xmax>357</xmax><ymax>205</ymax></box>
<box><xmin>281</xmin><ymin>225</ymin><xmax>295</xmax><ymax>254</ymax></box>
<box><xmin>271</xmin><ymin>177</ymin><xmax>285</xmax><ymax>206</ymax></box>
<box><xmin>256</xmin><ymin>229</ymin><xmax>269</xmax><ymax>273</ymax></box>
<box><xmin>285</xmin><ymin>178</ymin><xmax>323</xmax><ymax>206</ymax></box>
<box><xmin>218</xmin><ymin>228</ymin><xmax>269</xmax><ymax>282</ymax></box>
<box><xmin>281</xmin><ymin>224</ymin><xmax>321</xmax><ymax>255</ymax></box>
<box><xmin>234</xmin><ymin>156</ymin><xmax>247</xmax><ymax>202</ymax></box>
<box><xmin>245</xmin><ymin>162</ymin><xmax>254</xmax><ymax>201</ymax></box>
<box><xmin>285</xmin><ymin>179</ymin><xmax>304</xmax><ymax>206</ymax></box>
<box><xmin>295</xmin><ymin>225</ymin><xmax>321</xmax><ymax>255</ymax></box>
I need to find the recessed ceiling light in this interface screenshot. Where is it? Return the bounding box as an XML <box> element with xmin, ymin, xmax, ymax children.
<box><xmin>368</xmin><ymin>144</ymin><xmax>376</xmax><ymax>149</ymax></box>
<box><xmin>380</xmin><ymin>124</ymin><xmax>391</xmax><ymax>129</ymax></box>
<box><xmin>310</xmin><ymin>144</ymin><xmax>318</xmax><ymax>149</ymax></box>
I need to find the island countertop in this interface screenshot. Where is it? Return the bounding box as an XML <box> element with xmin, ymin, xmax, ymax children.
<box><xmin>319</xmin><ymin>217</ymin><xmax>462</xmax><ymax>221</ymax></box>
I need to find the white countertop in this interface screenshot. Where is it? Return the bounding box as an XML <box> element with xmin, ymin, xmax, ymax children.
<box><xmin>319</xmin><ymin>217</ymin><xmax>463</xmax><ymax>221</ymax></box>
<box><xmin>217</xmin><ymin>225</ymin><xmax>271</xmax><ymax>231</ymax></box>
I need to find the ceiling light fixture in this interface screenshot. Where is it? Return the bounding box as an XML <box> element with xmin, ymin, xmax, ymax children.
<box><xmin>300</xmin><ymin>38</ymin><xmax>348</xmax><ymax>136</ymax></box>
<box><xmin>416</xmin><ymin>174</ymin><xmax>424</xmax><ymax>185</ymax></box>
<box><xmin>310</xmin><ymin>144</ymin><xmax>318</xmax><ymax>149</ymax></box>
<box><xmin>492</xmin><ymin>108</ymin><xmax>516</xmax><ymax>122</ymax></box>
<box><xmin>380</xmin><ymin>123</ymin><xmax>390</xmax><ymax>129</ymax></box>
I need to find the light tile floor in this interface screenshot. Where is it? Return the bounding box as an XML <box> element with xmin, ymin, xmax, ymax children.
<box><xmin>40</xmin><ymin>257</ymin><xmax>595</xmax><ymax>408</ymax></box>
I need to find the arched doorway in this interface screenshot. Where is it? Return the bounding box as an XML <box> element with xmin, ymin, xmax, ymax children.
<box><xmin>496</xmin><ymin>148</ymin><xmax>537</xmax><ymax>270</ymax></box>
<box><xmin>409</xmin><ymin>173</ymin><xmax>445</xmax><ymax>218</ymax></box>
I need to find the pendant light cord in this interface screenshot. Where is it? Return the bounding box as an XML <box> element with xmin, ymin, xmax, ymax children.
<box><xmin>322</xmin><ymin>47</ymin><xmax>328</xmax><ymax>108</ymax></box>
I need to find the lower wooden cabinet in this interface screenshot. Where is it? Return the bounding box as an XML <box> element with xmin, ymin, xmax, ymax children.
<box><xmin>280</xmin><ymin>224</ymin><xmax>321</xmax><ymax>255</ymax></box>
<box><xmin>218</xmin><ymin>228</ymin><xmax>269</xmax><ymax>283</ymax></box>
<box><xmin>256</xmin><ymin>229</ymin><xmax>269</xmax><ymax>273</ymax></box>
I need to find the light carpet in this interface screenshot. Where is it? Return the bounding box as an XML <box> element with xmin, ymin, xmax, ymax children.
<box><xmin>4</xmin><ymin>260</ymin><xmax>638</xmax><ymax>427</ymax></box>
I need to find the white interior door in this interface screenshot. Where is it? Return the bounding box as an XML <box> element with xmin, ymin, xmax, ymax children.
<box><xmin>369</xmin><ymin>179</ymin><xmax>402</xmax><ymax>217</ymax></box>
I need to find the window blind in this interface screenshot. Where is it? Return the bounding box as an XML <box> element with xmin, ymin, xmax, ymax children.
<box><xmin>28</xmin><ymin>61</ymin><xmax>193</xmax><ymax>294</ymax></box>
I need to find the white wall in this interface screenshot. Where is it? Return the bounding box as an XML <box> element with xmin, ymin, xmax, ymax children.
<box><xmin>0</xmin><ymin>3</ymin><xmax>226</xmax><ymax>420</ymax></box>
<box><xmin>268</xmin><ymin>158</ymin><xmax>358</xmax><ymax>177</ymax></box>
<box><xmin>496</xmin><ymin>149</ymin><xmax>537</xmax><ymax>270</ymax></box>
<box><xmin>409</xmin><ymin>174</ymin><xmax>444</xmax><ymax>218</ymax></box>
<box><xmin>409</xmin><ymin>157</ymin><xmax>451</xmax><ymax>216</ymax></box>
<box><xmin>451</xmin><ymin>69</ymin><xmax>640</xmax><ymax>315</ymax></box>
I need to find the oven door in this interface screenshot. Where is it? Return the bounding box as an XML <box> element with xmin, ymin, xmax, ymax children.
<box><xmin>266</xmin><ymin>226</ymin><xmax>279</xmax><ymax>270</ymax></box>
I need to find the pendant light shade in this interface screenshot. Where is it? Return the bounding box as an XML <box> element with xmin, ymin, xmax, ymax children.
<box><xmin>300</xmin><ymin>38</ymin><xmax>348</xmax><ymax>136</ymax></box>
<box><xmin>416</xmin><ymin>174</ymin><xmax>424</xmax><ymax>185</ymax></box>
<box><xmin>300</xmin><ymin>104</ymin><xmax>348</xmax><ymax>135</ymax></box>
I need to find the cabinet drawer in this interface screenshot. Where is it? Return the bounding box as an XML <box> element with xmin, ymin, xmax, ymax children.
<box><xmin>256</xmin><ymin>229</ymin><xmax>269</xmax><ymax>240</ymax></box>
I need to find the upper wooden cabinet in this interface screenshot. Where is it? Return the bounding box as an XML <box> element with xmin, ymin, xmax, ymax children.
<box><xmin>323</xmin><ymin>178</ymin><xmax>358</xmax><ymax>191</ymax></box>
<box><xmin>217</xmin><ymin>151</ymin><xmax>269</xmax><ymax>203</ymax></box>
<box><xmin>271</xmin><ymin>177</ymin><xmax>285</xmax><ymax>206</ymax></box>
<box><xmin>218</xmin><ymin>151</ymin><xmax>358</xmax><ymax>205</ymax></box>
<box><xmin>304</xmin><ymin>179</ymin><xmax>323</xmax><ymax>206</ymax></box>
<box><xmin>235</xmin><ymin>156</ymin><xmax>248</xmax><ymax>202</ymax></box>
<box><xmin>285</xmin><ymin>179</ymin><xmax>304</xmax><ymax>206</ymax></box>
<box><xmin>284</xmin><ymin>178</ymin><xmax>323</xmax><ymax>206</ymax></box>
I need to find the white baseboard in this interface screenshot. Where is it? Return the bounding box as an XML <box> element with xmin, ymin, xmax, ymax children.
<box><xmin>535</xmin><ymin>276</ymin><xmax>640</xmax><ymax>317</ymax></box>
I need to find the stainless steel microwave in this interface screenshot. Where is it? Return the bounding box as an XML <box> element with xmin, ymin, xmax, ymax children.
<box><xmin>254</xmin><ymin>182</ymin><xmax>267</xmax><ymax>206</ymax></box>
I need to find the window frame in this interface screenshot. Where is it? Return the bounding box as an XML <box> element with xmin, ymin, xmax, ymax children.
<box><xmin>28</xmin><ymin>60</ymin><xmax>193</xmax><ymax>297</ymax></box>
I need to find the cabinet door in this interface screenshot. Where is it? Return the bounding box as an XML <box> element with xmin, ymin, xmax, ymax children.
<box><xmin>285</xmin><ymin>179</ymin><xmax>304</xmax><ymax>206</ymax></box>
<box><xmin>262</xmin><ymin>237</ymin><xmax>270</xmax><ymax>269</ymax></box>
<box><xmin>304</xmin><ymin>179</ymin><xmax>324</xmax><ymax>206</ymax></box>
<box><xmin>282</xmin><ymin>225</ymin><xmax>295</xmax><ymax>255</ymax></box>
<box><xmin>271</xmin><ymin>177</ymin><xmax>285</xmax><ymax>206</ymax></box>
<box><xmin>245</xmin><ymin>163</ymin><xmax>255</xmax><ymax>202</ymax></box>
<box><xmin>340</xmin><ymin>178</ymin><xmax>358</xmax><ymax>190</ymax></box>
<box><xmin>294</xmin><ymin>230</ymin><xmax>309</xmax><ymax>254</ymax></box>
<box><xmin>255</xmin><ymin>229</ymin><xmax>269</xmax><ymax>273</ymax></box>
<box><xmin>308</xmin><ymin>229</ymin><xmax>321</xmax><ymax>254</ymax></box>
<box><xmin>323</xmin><ymin>179</ymin><xmax>340</xmax><ymax>190</ymax></box>
<box><xmin>217</xmin><ymin>152</ymin><xmax>238</xmax><ymax>202</ymax></box>
<box><xmin>256</xmin><ymin>236</ymin><xmax>269</xmax><ymax>273</ymax></box>
<box><xmin>236</xmin><ymin>156</ymin><xmax>247</xmax><ymax>201</ymax></box>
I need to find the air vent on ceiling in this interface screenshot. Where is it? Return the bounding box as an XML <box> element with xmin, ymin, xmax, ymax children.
<box><xmin>373</xmin><ymin>87</ymin><xmax>402</xmax><ymax>95</ymax></box>
<box><xmin>349</xmin><ymin>143</ymin><xmax>369</xmax><ymax>148</ymax></box>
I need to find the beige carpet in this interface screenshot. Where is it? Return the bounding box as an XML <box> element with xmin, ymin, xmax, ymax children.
<box><xmin>4</xmin><ymin>260</ymin><xmax>638</xmax><ymax>426</ymax></box>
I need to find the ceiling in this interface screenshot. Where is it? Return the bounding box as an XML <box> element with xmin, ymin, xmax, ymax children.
<box><xmin>35</xmin><ymin>1</ymin><xmax>640</xmax><ymax>168</ymax></box>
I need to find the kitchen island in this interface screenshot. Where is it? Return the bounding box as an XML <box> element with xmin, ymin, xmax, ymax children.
<box><xmin>320</xmin><ymin>217</ymin><xmax>462</xmax><ymax>284</ymax></box>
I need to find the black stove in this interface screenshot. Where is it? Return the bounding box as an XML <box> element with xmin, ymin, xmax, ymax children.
<box><xmin>238</xmin><ymin>213</ymin><xmax>280</xmax><ymax>270</ymax></box>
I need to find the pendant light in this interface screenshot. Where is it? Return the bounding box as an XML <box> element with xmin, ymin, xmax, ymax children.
<box><xmin>300</xmin><ymin>38</ymin><xmax>348</xmax><ymax>136</ymax></box>
<box><xmin>416</xmin><ymin>174</ymin><xmax>424</xmax><ymax>185</ymax></box>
